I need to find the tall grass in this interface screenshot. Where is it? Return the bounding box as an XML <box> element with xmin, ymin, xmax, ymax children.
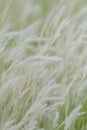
<box><xmin>0</xmin><ymin>0</ymin><xmax>87</xmax><ymax>130</ymax></box>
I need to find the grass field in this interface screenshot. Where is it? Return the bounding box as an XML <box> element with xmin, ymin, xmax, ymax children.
<box><xmin>0</xmin><ymin>0</ymin><xmax>87</xmax><ymax>130</ymax></box>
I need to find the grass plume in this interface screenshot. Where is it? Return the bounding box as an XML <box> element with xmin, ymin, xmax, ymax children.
<box><xmin>0</xmin><ymin>0</ymin><xmax>87</xmax><ymax>130</ymax></box>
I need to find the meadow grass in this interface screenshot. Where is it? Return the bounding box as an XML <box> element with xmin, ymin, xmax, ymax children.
<box><xmin>0</xmin><ymin>0</ymin><xmax>87</xmax><ymax>130</ymax></box>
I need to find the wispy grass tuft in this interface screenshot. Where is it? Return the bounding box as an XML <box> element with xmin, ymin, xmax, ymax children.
<box><xmin>0</xmin><ymin>0</ymin><xmax>87</xmax><ymax>130</ymax></box>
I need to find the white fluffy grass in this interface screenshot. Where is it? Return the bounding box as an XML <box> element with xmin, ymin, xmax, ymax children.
<box><xmin>0</xmin><ymin>0</ymin><xmax>87</xmax><ymax>130</ymax></box>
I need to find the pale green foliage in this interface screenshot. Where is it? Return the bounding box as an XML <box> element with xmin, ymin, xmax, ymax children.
<box><xmin>0</xmin><ymin>0</ymin><xmax>87</xmax><ymax>130</ymax></box>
